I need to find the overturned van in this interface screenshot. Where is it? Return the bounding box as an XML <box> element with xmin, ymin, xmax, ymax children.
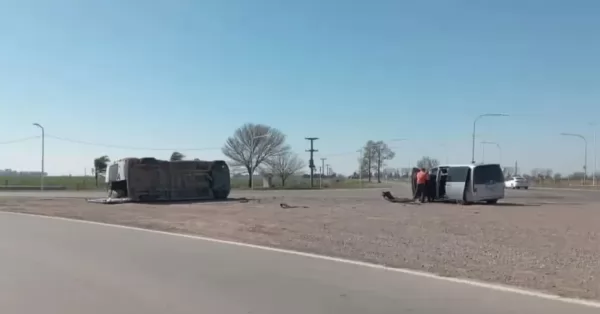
<box><xmin>105</xmin><ymin>157</ymin><xmax>231</xmax><ymax>202</ymax></box>
<box><xmin>412</xmin><ymin>163</ymin><xmax>505</xmax><ymax>204</ymax></box>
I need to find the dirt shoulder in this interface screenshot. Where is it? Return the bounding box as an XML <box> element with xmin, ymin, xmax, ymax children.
<box><xmin>1</xmin><ymin>190</ymin><xmax>599</xmax><ymax>301</ymax></box>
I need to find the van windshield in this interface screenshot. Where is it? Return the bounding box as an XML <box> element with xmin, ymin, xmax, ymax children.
<box><xmin>474</xmin><ymin>165</ymin><xmax>504</xmax><ymax>184</ymax></box>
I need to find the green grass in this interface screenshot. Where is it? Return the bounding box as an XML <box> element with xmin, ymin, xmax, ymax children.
<box><xmin>0</xmin><ymin>176</ymin><xmax>106</xmax><ymax>190</ymax></box>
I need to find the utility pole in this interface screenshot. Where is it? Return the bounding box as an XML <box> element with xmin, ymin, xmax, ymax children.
<box><xmin>325</xmin><ymin>164</ymin><xmax>330</xmax><ymax>176</ymax></box>
<box><xmin>33</xmin><ymin>123</ymin><xmax>45</xmax><ymax>191</ymax></box>
<box><xmin>305</xmin><ymin>137</ymin><xmax>319</xmax><ymax>188</ymax></box>
<box><xmin>320</xmin><ymin>158</ymin><xmax>326</xmax><ymax>189</ymax></box>
<box><xmin>318</xmin><ymin>166</ymin><xmax>322</xmax><ymax>189</ymax></box>
<box><xmin>515</xmin><ymin>160</ymin><xmax>518</xmax><ymax>176</ymax></box>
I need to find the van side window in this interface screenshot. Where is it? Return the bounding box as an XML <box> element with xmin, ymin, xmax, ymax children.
<box><xmin>446</xmin><ymin>166</ymin><xmax>469</xmax><ymax>182</ymax></box>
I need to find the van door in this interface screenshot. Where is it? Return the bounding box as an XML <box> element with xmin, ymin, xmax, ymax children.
<box><xmin>410</xmin><ymin>167</ymin><xmax>420</xmax><ymax>197</ymax></box>
<box><xmin>429</xmin><ymin>167</ymin><xmax>438</xmax><ymax>199</ymax></box>
<box><xmin>445</xmin><ymin>166</ymin><xmax>470</xmax><ymax>201</ymax></box>
<box><xmin>472</xmin><ymin>164</ymin><xmax>505</xmax><ymax>201</ymax></box>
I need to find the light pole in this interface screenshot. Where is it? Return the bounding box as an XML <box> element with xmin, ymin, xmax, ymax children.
<box><xmin>250</xmin><ymin>133</ymin><xmax>270</xmax><ymax>189</ymax></box>
<box><xmin>320</xmin><ymin>158</ymin><xmax>327</xmax><ymax>189</ymax></box>
<box><xmin>472</xmin><ymin>114</ymin><xmax>508</xmax><ymax>164</ymax></box>
<box><xmin>357</xmin><ymin>149</ymin><xmax>362</xmax><ymax>188</ymax></box>
<box><xmin>560</xmin><ymin>132</ymin><xmax>588</xmax><ymax>185</ymax></box>
<box><xmin>32</xmin><ymin>123</ymin><xmax>45</xmax><ymax>191</ymax></box>
<box><xmin>590</xmin><ymin>122</ymin><xmax>597</xmax><ymax>186</ymax></box>
<box><xmin>481</xmin><ymin>141</ymin><xmax>502</xmax><ymax>165</ymax></box>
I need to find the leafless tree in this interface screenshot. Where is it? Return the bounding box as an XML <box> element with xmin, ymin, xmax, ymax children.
<box><xmin>262</xmin><ymin>151</ymin><xmax>305</xmax><ymax>187</ymax></box>
<box><xmin>222</xmin><ymin>123</ymin><xmax>289</xmax><ymax>188</ymax></box>
<box><xmin>359</xmin><ymin>140</ymin><xmax>378</xmax><ymax>182</ymax></box>
<box><xmin>373</xmin><ymin>141</ymin><xmax>395</xmax><ymax>183</ymax></box>
<box><xmin>416</xmin><ymin>156</ymin><xmax>439</xmax><ymax>169</ymax></box>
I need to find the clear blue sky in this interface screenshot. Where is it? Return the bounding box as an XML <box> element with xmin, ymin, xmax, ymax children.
<box><xmin>1</xmin><ymin>0</ymin><xmax>599</xmax><ymax>176</ymax></box>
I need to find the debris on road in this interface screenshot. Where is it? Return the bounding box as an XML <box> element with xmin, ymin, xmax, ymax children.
<box><xmin>382</xmin><ymin>191</ymin><xmax>419</xmax><ymax>204</ymax></box>
<box><xmin>86</xmin><ymin>197</ymin><xmax>131</xmax><ymax>204</ymax></box>
<box><xmin>280</xmin><ymin>203</ymin><xmax>309</xmax><ymax>209</ymax></box>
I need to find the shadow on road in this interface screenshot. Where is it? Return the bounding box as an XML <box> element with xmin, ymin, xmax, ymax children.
<box><xmin>491</xmin><ymin>202</ymin><xmax>541</xmax><ymax>207</ymax></box>
<box><xmin>137</xmin><ymin>197</ymin><xmax>253</xmax><ymax>205</ymax></box>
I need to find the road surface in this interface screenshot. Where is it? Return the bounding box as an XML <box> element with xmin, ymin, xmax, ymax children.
<box><xmin>0</xmin><ymin>213</ymin><xmax>597</xmax><ymax>314</ymax></box>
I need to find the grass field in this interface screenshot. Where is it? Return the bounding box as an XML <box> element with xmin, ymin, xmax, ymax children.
<box><xmin>0</xmin><ymin>175</ymin><xmax>393</xmax><ymax>191</ymax></box>
<box><xmin>0</xmin><ymin>175</ymin><xmax>105</xmax><ymax>190</ymax></box>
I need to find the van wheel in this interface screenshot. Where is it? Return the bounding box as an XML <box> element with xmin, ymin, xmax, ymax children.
<box><xmin>524</xmin><ymin>187</ymin><xmax>529</xmax><ymax>190</ymax></box>
<box><xmin>486</xmin><ymin>199</ymin><xmax>498</xmax><ymax>204</ymax></box>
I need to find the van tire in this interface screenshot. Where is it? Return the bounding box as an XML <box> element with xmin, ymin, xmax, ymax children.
<box><xmin>486</xmin><ymin>199</ymin><xmax>498</xmax><ymax>204</ymax></box>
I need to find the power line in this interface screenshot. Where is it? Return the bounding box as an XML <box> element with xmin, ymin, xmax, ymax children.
<box><xmin>0</xmin><ymin>136</ymin><xmax>40</xmax><ymax>144</ymax></box>
<box><xmin>44</xmin><ymin>134</ymin><xmax>222</xmax><ymax>151</ymax></box>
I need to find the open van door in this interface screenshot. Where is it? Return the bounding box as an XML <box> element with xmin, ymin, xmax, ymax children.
<box><xmin>411</xmin><ymin>167</ymin><xmax>420</xmax><ymax>197</ymax></box>
<box><xmin>445</xmin><ymin>166</ymin><xmax>470</xmax><ymax>202</ymax></box>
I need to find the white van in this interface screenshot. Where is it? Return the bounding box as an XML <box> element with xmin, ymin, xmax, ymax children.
<box><xmin>412</xmin><ymin>163</ymin><xmax>505</xmax><ymax>204</ymax></box>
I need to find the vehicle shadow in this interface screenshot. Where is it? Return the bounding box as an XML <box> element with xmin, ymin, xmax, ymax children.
<box><xmin>137</xmin><ymin>197</ymin><xmax>253</xmax><ymax>205</ymax></box>
<box><xmin>490</xmin><ymin>202</ymin><xmax>541</xmax><ymax>207</ymax></box>
<box><xmin>87</xmin><ymin>197</ymin><xmax>255</xmax><ymax>205</ymax></box>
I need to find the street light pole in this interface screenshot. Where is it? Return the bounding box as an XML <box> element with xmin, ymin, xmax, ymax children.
<box><xmin>320</xmin><ymin>158</ymin><xmax>327</xmax><ymax>189</ymax></box>
<box><xmin>472</xmin><ymin>113</ymin><xmax>508</xmax><ymax>164</ymax></box>
<box><xmin>357</xmin><ymin>149</ymin><xmax>362</xmax><ymax>188</ymax></box>
<box><xmin>594</xmin><ymin>128</ymin><xmax>597</xmax><ymax>186</ymax></box>
<box><xmin>560</xmin><ymin>132</ymin><xmax>588</xmax><ymax>185</ymax></box>
<box><xmin>32</xmin><ymin>123</ymin><xmax>45</xmax><ymax>191</ymax></box>
<box><xmin>590</xmin><ymin>122</ymin><xmax>597</xmax><ymax>186</ymax></box>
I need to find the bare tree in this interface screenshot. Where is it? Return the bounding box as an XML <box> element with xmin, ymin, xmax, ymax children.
<box><xmin>416</xmin><ymin>156</ymin><xmax>439</xmax><ymax>169</ymax></box>
<box><xmin>170</xmin><ymin>151</ymin><xmax>185</xmax><ymax>161</ymax></box>
<box><xmin>222</xmin><ymin>123</ymin><xmax>289</xmax><ymax>188</ymax></box>
<box><xmin>373</xmin><ymin>141</ymin><xmax>395</xmax><ymax>183</ymax></box>
<box><xmin>93</xmin><ymin>155</ymin><xmax>110</xmax><ymax>187</ymax></box>
<box><xmin>262</xmin><ymin>151</ymin><xmax>305</xmax><ymax>187</ymax></box>
<box><xmin>359</xmin><ymin>140</ymin><xmax>378</xmax><ymax>182</ymax></box>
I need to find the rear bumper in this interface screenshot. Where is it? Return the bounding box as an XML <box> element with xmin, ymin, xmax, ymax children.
<box><xmin>508</xmin><ymin>183</ymin><xmax>528</xmax><ymax>188</ymax></box>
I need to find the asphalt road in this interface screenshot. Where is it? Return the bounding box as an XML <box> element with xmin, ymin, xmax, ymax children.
<box><xmin>0</xmin><ymin>213</ymin><xmax>598</xmax><ymax>314</ymax></box>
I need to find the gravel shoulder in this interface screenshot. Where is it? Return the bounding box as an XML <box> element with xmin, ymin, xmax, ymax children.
<box><xmin>1</xmin><ymin>188</ymin><xmax>599</xmax><ymax>300</ymax></box>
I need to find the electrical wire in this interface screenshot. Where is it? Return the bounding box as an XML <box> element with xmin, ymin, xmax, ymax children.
<box><xmin>45</xmin><ymin>134</ymin><xmax>221</xmax><ymax>151</ymax></box>
<box><xmin>0</xmin><ymin>136</ymin><xmax>40</xmax><ymax>144</ymax></box>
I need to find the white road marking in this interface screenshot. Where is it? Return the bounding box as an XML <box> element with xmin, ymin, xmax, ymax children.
<box><xmin>3</xmin><ymin>211</ymin><xmax>600</xmax><ymax>309</ymax></box>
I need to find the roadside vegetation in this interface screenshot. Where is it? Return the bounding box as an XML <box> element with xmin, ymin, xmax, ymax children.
<box><xmin>11</xmin><ymin>122</ymin><xmax>597</xmax><ymax>191</ymax></box>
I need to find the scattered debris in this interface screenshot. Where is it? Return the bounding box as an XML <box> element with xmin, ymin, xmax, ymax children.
<box><xmin>86</xmin><ymin>197</ymin><xmax>131</xmax><ymax>204</ymax></box>
<box><xmin>381</xmin><ymin>191</ymin><xmax>419</xmax><ymax>204</ymax></box>
<box><xmin>280</xmin><ymin>203</ymin><xmax>309</xmax><ymax>209</ymax></box>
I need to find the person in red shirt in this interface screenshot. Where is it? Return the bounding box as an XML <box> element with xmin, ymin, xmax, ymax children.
<box><xmin>414</xmin><ymin>168</ymin><xmax>429</xmax><ymax>203</ymax></box>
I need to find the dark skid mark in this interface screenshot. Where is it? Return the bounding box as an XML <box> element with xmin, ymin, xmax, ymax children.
<box><xmin>280</xmin><ymin>203</ymin><xmax>309</xmax><ymax>209</ymax></box>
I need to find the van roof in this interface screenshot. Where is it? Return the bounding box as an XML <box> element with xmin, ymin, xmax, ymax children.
<box><xmin>436</xmin><ymin>163</ymin><xmax>501</xmax><ymax>168</ymax></box>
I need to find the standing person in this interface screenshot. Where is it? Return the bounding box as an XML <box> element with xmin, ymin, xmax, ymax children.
<box><xmin>414</xmin><ymin>168</ymin><xmax>429</xmax><ymax>203</ymax></box>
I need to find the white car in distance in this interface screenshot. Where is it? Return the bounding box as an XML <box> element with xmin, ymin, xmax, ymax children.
<box><xmin>505</xmin><ymin>176</ymin><xmax>529</xmax><ymax>189</ymax></box>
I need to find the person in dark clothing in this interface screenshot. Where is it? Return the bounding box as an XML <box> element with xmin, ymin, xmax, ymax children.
<box><xmin>414</xmin><ymin>168</ymin><xmax>429</xmax><ymax>203</ymax></box>
<box><xmin>426</xmin><ymin>171</ymin><xmax>436</xmax><ymax>202</ymax></box>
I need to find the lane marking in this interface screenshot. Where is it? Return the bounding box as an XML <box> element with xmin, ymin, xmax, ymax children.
<box><xmin>2</xmin><ymin>211</ymin><xmax>600</xmax><ymax>309</ymax></box>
